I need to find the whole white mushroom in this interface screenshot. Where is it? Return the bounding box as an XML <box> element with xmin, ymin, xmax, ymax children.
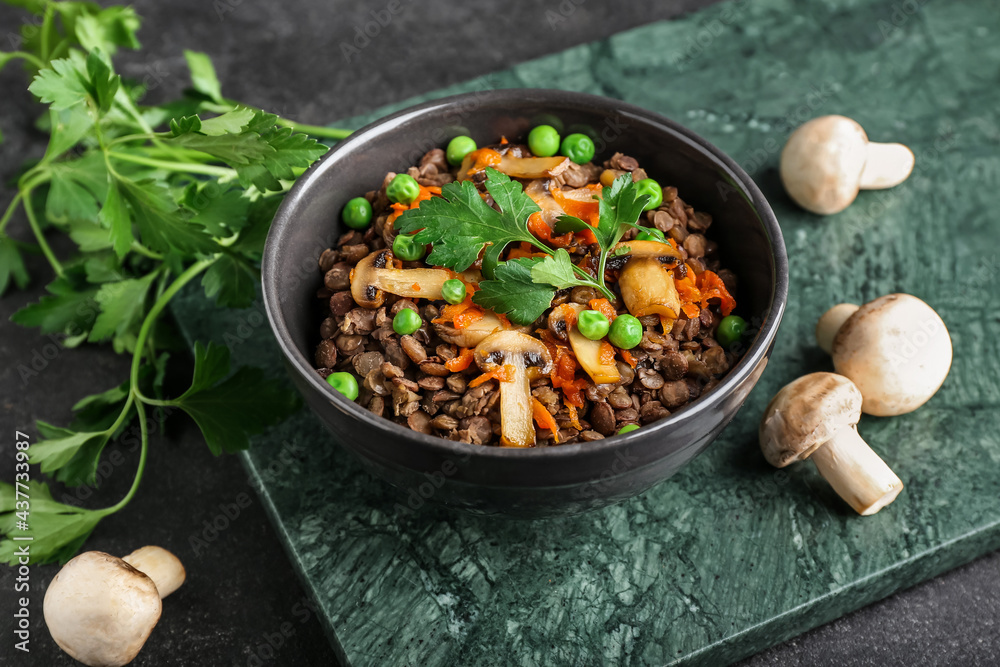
<box><xmin>819</xmin><ymin>294</ymin><xmax>952</xmax><ymax>416</ymax></box>
<box><xmin>44</xmin><ymin>546</ymin><xmax>185</xmax><ymax>667</ymax></box>
<box><xmin>780</xmin><ymin>115</ymin><xmax>915</xmax><ymax>214</ymax></box>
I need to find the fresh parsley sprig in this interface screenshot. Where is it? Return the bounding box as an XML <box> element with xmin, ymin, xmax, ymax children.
<box><xmin>395</xmin><ymin>168</ymin><xmax>649</xmax><ymax>325</ymax></box>
<box><xmin>0</xmin><ymin>0</ymin><xmax>348</xmax><ymax>564</ymax></box>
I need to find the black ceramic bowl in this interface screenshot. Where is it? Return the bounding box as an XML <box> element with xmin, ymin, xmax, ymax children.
<box><xmin>262</xmin><ymin>89</ymin><xmax>787</xmax><ymax>518</ymax></box>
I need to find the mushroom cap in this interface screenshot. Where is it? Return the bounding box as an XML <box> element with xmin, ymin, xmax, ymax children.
<box><xmin>44</xmin><ymin>551</ymin><xmax>162</xmax><ymax>667</ymax></box>
<box><xmin>474</xmin><ymin>330</ymin><xmax>553</xmax><ymax>376</ymax></box>
<box><xmin>832</xmin><ymin>293</ymin><xmax>952</xmax><ymax>416</ymax></box>
<box><xmin>780</xmin><ymin>115</ymin><xmax>869</xmax><ymax>215</ymax></box>
<box><xmin>350</xmin><ymin>249</ymin><xmax>392</xmax><ymax>309</ymax></box>
<box><xmin>759</xmin><ymin>372</ymin><xmax>863</xmax><ymax>468</ymax></box>
<box><xmin>605</xmin><ymin>239</ymin><xmax>683</xmax><ymax>270</ymax></box>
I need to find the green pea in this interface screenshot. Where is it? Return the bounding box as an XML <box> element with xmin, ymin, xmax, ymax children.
<box><xmin>393</xmin><ymin>308</ymin><xmax>422</xmax><ymax>335</ymax></box>
<box><xmin>577</xmin><ymin>309</ymin><xmax>610</xmax><ymax>341</ymax></box>
<box><xmin>560</xmin><ymin>133</ymin><xmax>596</xmax><ymax>164</ymax></box>
<box><xmin>528</xmin><ymin>125</ymin><xmax>561</xmax><ymax>157</ymax></box>
<box><xmin>635</xmin><ymin>178</ymin><xmax>663</xmax><ymax>212</ymax></box>
<box><xmin>608</xmin><ymin>314</ymin><xmax>642</xmax><ymax>349</ymax></box>
<box><xmin>716</xmin><ymin>315</ymin><xmax>747</xmax><ymax>348</ymax></box>
<box><xmin>446</xmin><ymin>135</ymin><xmax>477</xmax><ymax>166</ymax></box>
<box><xmin>441</xmin><ymin>278</ymin><xmax>467</xmax><ymax>305</ymax></box>
<box><xmin>392</xmin><ymin>233</ymin><xmax>425</xmax><ymax>261</ymax></box>
<box><xmin>617</xmin><ymin>424</ymin><xmax>640</xmax><ymax>434</ymax></box>
<box><xmin>635</xmin><ymin>228</ymin><xmax>667</xmax><ymax>243</ymax></box>
<box><xmin>341</xmin><ymin>197</ymin><xmax>372</xmax><ymax>229</ymax></box>
<box><xmin>386</xmin><ymin>173</ymin><xmax>421</xmax><ymax>204</ymax></box>
<box><xmin>326</xmin><ymin>372</ymin><xmax>359</xmax><ymax>401</ymax></box>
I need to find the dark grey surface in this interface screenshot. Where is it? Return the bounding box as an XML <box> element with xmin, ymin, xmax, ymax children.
<box><xmin>0</xmin><ymin>1</ymin><xmax>997</xmax><ymax>665</ymax></box>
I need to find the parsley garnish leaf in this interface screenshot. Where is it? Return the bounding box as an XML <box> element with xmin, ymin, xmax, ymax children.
<box><xmin>395</xmin><ymin>167</ymin><xmax>540</xmax><ymax>274</ymax></box>
<box><xmin>530</xmin><ymin>248</ymin><xmax>595</xmax><ymax>291</ymax></box>
<box><xmin>594</xmin><ymin>174</ymin><xmax>650</xmax><ymax>249</ymax></box>
<box><xmin>474</xmin><ymin>257</ymin><xmax>556</xmax><ymax>325</ymax></box>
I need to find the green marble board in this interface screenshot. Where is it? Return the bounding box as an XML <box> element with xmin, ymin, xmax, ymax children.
<box><xmin>173</xmin><ymin>0</ymin><xmax>1000</xmax><ymax>664</ymax></box>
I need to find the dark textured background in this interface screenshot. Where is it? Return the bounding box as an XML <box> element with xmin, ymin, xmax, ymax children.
<box><xmin>1</xmin><ymin>1</ymin><xmax>998</xmax><ymax>665</ymax></box>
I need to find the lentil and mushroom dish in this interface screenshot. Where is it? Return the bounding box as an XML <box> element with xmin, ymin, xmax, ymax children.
<box><xmin>313</xmin><ymin>126</ymin><xmax>743</xmax><ymax>447</ymax></box>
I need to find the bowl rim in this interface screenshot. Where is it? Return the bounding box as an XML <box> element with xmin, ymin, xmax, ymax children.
<box><xmin>262</xmin><ymin>88</ymin><xmax>788</xmax><ymax>462</ymax></box>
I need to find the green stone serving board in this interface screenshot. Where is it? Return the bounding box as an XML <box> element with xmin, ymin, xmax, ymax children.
<box><xmin>172</xmin><ymin>0</ymin><xmax>1000</xmax><ymax>664</ymax></box>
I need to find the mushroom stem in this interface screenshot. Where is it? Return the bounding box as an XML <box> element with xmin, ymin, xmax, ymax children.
<box><xmin>810</xmin><ymin>427</ymin><xmax>904</xmax><ymax>516</ymax></box>
<box><xmin>815</xmin><ymin>303</ymin><xmax>859</xmax><ymax>354</ymax></box>
<box><xmin>375</xmin><ymin>267</ymin><xmax>450</xmax><ymax>300</ymax></box>
<box><xmin>499</xmin><ymin>363</ymin><xmax>534</xmax><ymax>448</ymax></box>
<box><xmin>859</xmin><ymin>142</ymin><xmax>915</xmax><ymax>190</ymax></box>
<box><xmin>123</xmin><ymin>546</ymin><xmax>186</xmax><ymax>598</ymax></box>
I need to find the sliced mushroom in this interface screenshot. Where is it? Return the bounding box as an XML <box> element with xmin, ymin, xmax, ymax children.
<box><xmin>564</xmin><ymin>303</ymin><xmax>620</xmax><ymax>385</ymax></box>
<box><xmin>605</xmin><ymin>239</ymin><xmax>683</xmax><ymax>271</ymax></box>
<box><xmin>618</xmin><ymin>256</ymin><xmax>681</xmax><ymax>322</ymax></box>
<box><xmin>459</xmin><ymin>149</ymin><xmax>571</xmax><ymax>182</ymax></box>
<box><xmin>524</xmin><ymin>178</ymin><xmax>565</xmax><ymax>226</ymax></box>
<box><xmin>760</xmin><ymin>372</ymin><xmax>904</xmax><ymax>515</ymax></box>
<box><xmin>43</xmin><ymin>546</ymin><xmax>186</xmax><ymax>667</ymax></box>
<box><xmin>473</xmin><ymin>331</ymin><xmax>553</xmax><ymax>447</ymax></box>
<box><xmin>780</xmin><ymin>115</ymin><xmax>915</xmax><ymax>214</ymax></box>
<box><xmin>350</xmin><ymin>249</ymin><xmax>452</xmax><ymax>308</ymax></box>
<box><xmin>826</xmin><ymin>294</ymin><xmax>952</xmax><ymax>416</ymax></box>
<box><xmin>434</xmin><ymin>310</ymin><xmax>504</xmax><ymax>348</ymax></box>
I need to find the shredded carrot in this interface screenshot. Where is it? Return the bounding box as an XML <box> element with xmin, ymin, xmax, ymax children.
<box><xmin>411</xmin><ymin>283</ymin><xmax>421</xmax><ymax>292</ymax></box>
<box><xmin>550</xmin><ymin>184</ymin><xmax>602</xmax><ymax>226</ymax></box>
<box><xmin>620</xmin><ymin>348</ymin><xmax>637</xmax><ymax>368</ymax></box>
<box><xmin>576</xmin><ymin>228</ymin><xmax>598</xmax><ymax>246</ymax></box>
<box><xmin>469</xmin><ymin>363</ymin><xmax>514</xmax><ymax>388</ymax></box>
<box><xmin>588</xmin><ymin>298</ymin><xmax>617</xmax><ymax>322</ymax></box>
<box><xmin>453</xmin><ymin>307</ymin><xmax>484</xmax><ymax>329</ymax></box>
<box><xmin>467</xmin><ymin>148</ymin><xmax>502</xmax><ymax>175</ymax></box>
<box><xmin>387</xmin><ymin>184</ymin><xmax>441</xmax><ymax>224</ymax></box>
<box><xmin>550</xmin><ymin>304</ymin><xmax>579</xmax><ymax>333</ymax></box>
<box><xmin>445</xmin><ymin>347</ymin><xmax>474</xmax><ymax>372</ymax></box>
<box><xmin>566</xmin><ymin>403</ymin><xmax>583</xmax><ymax>431</ymax></box>
<box><xmin>433</xmin><ymin>283</ymin><xmax>482</xmax><ymax>327</ymax></box>
<box><xmin>527</xmin><ymin>212</ymin><xmax>573</xmax><ymax>247</ymax></box>
<box><xmin>506</xmin><ymin>242</ymin><xmax>537</xmax><ymax>260</ymax></box>
<box><xmin>387</xmin><ymin>202</ymin><xmax>409</xmax><ymax>224</ymax></box>
<box><xmin>674</xmin><ymin>268</ymin><xmax>702</xmax><ymax>320</ymax></box>
<box><xmin>532</xmin><ymin>398</ymin><xmax>560</xmax><ymax>442</ymax></box>
<box><xmin>496</xmin><ymin>313</ymin><xmax>512</xmax><ymax>329</ymax></box>
<box><xmin>598</xmin><ymin>341</ymin><xmax>616</xmax><ymax>366</ymax></box>
<box><xmin>499</xmin><ymin>136</ymin><xmax>509</xmax><ymax>145</ymax></box>
<box><xmin>698</xmin><ymin>270</ymin><xmax>737</xmax><ymax>316</ymax></box>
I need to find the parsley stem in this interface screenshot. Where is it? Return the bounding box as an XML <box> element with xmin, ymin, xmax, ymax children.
<box><xmin>274</xmin><ymin>118</ymin><xmax>352</xmax><ymax>140</ymax></box>
<box><xmin>129</xmin><ymin>257</ymin><xmax>217</xmax><ymax>401</ymax></box>
<box><xmin>108</xmin><ymin>151</ymin><xmax>238</xmax><ymax>179</ymax></box>
<box><xmin>130</xmin><ymin>241</ymin><xmax>163</xmax><ymax>260</ymax></box>
<box><xmin>40</xmin><ymin>2</ymin><xmax>53</xmax><ymax>62</ymax></box>
<box><xmin>8</xmin><ymin>51</ymin><xmax>46</xmax><ymax>70</ymax></box>
<box><xmin>0</xmin><ymin>193</ymin><xmax>23</xmax><ymax>235</ymax></box>
<box><xmin>101</xmin><ymin>398</ymin><xmax>149</xmax><ymax>516</ymax></box>
<box><xmin>21</xmin><ymin>187</ymin><xmax>64</xmax><ymax>277</ymax></box>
